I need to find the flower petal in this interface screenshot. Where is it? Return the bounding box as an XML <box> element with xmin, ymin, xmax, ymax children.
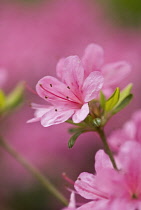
<box><xmin>95</xmin><ymin>150</ymin><xmax>112</xmax><ymax>173</ymax></box>
<box><xmin>27</xmin><ymin>103</ymin><xmax>53</xmax><ymax>123</ymax></box>
<box><xmin>56</xmin><ymin>57</ymin><xmax>65</xmax><ymax>79</ymax></box>
<box><xmin>41</xmin><ymin>107</ymin><xmax>74</xmax><ymax>127</ymax></box>
<box><xmin>57</xmin><ymin>56</ymin><xmax>84</xmax><ymax>91</ymax></box>
<box><xmin>72</xmin><ymin>103</ymin><xmax>89</xmax><ymax>123</ymax></box>
<box><xmin>75</xmin><ymin>172</ymin><xmax>107</xmax><ymax>200</ymax></box>
<box><xmin>36</xmin><ymin>76</ymin><xmax>81</xmax><ymax>104</ymax></box>
<box><xmin>82</xmin><ymin>44</ymin><xmax>104</xmax><ymax>77</ymax></box>
<box><xmin>102</xmin><ymin>61</ymin><xmax>131</xmax><ymax>87</ymax></box>
<box><xmin>82</xmin><ymin>71</ymin><xmax>104</xmax><ymax>102</ymax></box>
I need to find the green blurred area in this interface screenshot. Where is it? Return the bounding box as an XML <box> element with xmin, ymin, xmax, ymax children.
<box><xmin>99</xmin><ymin>0</ymin><xmax>141</xmax><ymax>27</ymax></box>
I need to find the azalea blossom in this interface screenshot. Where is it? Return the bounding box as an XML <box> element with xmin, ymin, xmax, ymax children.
<box><xmin>108</xmin><ymin>110</ymin><xmax>141</xmax><ymax>152</ymax></box>
<box><xmin>28</xmin><ymin>54</ymin><xmax>104</xmax><ymax>127</ymax></box>
<box><xmin>74</xmin><ymin>141</ymin><xmax>141</xmax><ymax>210</ymax></box>
<box><xmin>28</xmin><ymin>43</ymin><xmax>131</xmax><ymax>127</ymax></box>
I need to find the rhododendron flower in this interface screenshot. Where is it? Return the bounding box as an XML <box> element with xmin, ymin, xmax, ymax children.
<box><xmin>108</xmin><ymin>110</ymin><xmax>141</xmax><ymax>152</ymax></box>
<box><xmin>74</xmin><ymin>141</ymin><xmax>141</xmax><ymax>209</ymax></box>
<box><xmin>28</xmin><ymin>55</ymin><xmax>104</xmax><ymax>127</ymax></box>
<box><xmin>82</xmin><ymin>44</ymin><xmax>131</xmax><ymax>96</ymax></box>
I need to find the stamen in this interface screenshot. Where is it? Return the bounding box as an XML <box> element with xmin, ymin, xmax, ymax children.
<box><xmin>45</xmin><ymin>96</ymin><xmax>48</xmax><ymax>99</ymax></box>
<box><xmin>25</xmin><ymin>82</ymin><xmax>38</xmax><ymax>95</ymax></box>
<box><xmin>50</xmin><ymin>84</ymin><xmax>53</xmax><ymax>87</ymax></box>
<box><xmin>66</xmin><ymin>96</ymin><xmax>69</xmax><ymax>99</ymax></box>
<box><xmin>67</xmin><ymin>86</ymin><xmax>70</xmax><ymax>89</ymax></box>
<box><xmin>77</xmin><ymin>177</ymin><xmax>81</xmax><ymax>181</ymax></box>
<box><xmin>55</xmin><ymin>109</ymin><xmax>57</xmax><ymax>112</ymax></box>
<box><xmin>62</xmin><ymin>173</ymin><xmax>75</xmax><ymax>185</ymax></box>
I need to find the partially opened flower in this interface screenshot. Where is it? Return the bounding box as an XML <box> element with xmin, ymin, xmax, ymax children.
<box><xmin>82</xmin><ymin>44</ymin><xmax>131</xmax><ymax>96</ymax></box>
<box><xmin>74</xmin><ymin>141</ymin><xmax>141</xmax><ymax>210</ymax></box>
<box><xmin>28</xmin><ymin>55</ymin><xmax>104</xmax><ymax>127</ymax></box>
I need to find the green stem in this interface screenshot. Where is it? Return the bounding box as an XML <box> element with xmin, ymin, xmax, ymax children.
<box><xmin>0</xmin><ymin>137</ymin><xmax>68</xmax><ymax>206</ymax></box>
<box><xmin>97</xmin><ymin>128</ymin><xmax>118</xmax><ymax>170</ymax></box>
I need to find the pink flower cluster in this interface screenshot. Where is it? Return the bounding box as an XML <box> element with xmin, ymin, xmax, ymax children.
<box><xmin>65</xmin><ymin>141</ymin><xmax>141</xmax><ymax>210</ymax></box>
<box><xmin>29</xmin><ymin>44</ymin><xmax>130</xmax><ymax>127</ymax></box>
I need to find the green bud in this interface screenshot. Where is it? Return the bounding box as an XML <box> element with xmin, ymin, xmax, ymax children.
<box><xmin>93</xmin><ymin>118</ymin><xmax>101</xmax><ymax>127</ymax></box>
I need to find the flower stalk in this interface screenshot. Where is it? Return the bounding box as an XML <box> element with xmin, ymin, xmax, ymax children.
<box><xmin>97</xmin><ymin>128</ymin><xmax>118</xmax><ymax>170</ymax></box>
<box><xmin>0</xmin><ymin>137</ymin><xmax>68</xmax><ymax>206</ymax></box>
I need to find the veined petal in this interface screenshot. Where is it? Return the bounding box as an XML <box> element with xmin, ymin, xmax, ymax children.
<box><xmin>36</xmin><ymin>76</ymin><xmax>81</xmax><ymax>104</ymax></box>
<box><xmin>41</xmin><ymin>108</ymin><xmax>74</xmax><ymax>127</ymax></box>
<box><xmin>102</xmin><ymin>61</ymin><xmax>131</xmax><ymax>87</ymax></box>
<box><xmin>75</xmin><ymin>172</ymin><xmax>107</xmax><ymax>200</ymax></box>
<box><xmin>72</xmin><ymin>103</ymin><xmax>89</xmax><ymax>123</ymax></box>
<box><xmin>59</xmin><ymin>56</ymin><xmax>84</xmax><ymax>91</ymax></box>
<box><xmin>82</xmin><ymin>71</ymin><xmax>104</xmax><ymax>102</ymax></box>
<box><xmin>82</xmin><ymin>44</ymin><xmax>104</xmax><ymax>77</ymax></box>
<box><xmin>27</xmin><ymin>103</ymin><xmax>53</xmax><ymax>123</ymax></box>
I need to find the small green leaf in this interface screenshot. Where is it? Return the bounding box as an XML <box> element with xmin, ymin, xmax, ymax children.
<box><xmin>68</xmin><ymin>131</ymin><xmax>86</xmax><ymax>148</ymax></box>
<box><xmin>105</xmin><ymin>88</ymin><xmax>120</xmax><ymax>112</ymax></box>
<box><xmin>0</xmin><ymin>90</ymin><xmax>6</xmax><ymax>109</ymax></box>
<box><xmin>112</xmin><ymin>94</ymin><xmax>133</xmax><ymax>114</ymax></box>
<box><xmin>100</xmin><ymin>91</ymin><xmax>106</xmax><ymax>109</ymax></box>
<box><xmin>118</xmin><ymin>83</ymin><xmax>132</xmax><ymax>105</ymax></box>
<box><xmin>6</xmin><ymin>82</ymin><xmax>25</xmax><ymax>110</ymax></box>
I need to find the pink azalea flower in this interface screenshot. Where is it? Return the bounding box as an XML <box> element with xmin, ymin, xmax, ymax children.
<box><xmin>74</xmin><ymin>141</ymin><xmax>141</xmax><ymax>209</ymax></box>
<box><xmin>108</xmin><ymin>110</ymin><xmax>141</xmax><ymax>152</ymax></box>
<box><xmin>28</xmin><ymin>55</ymin><xmax>104</xmax><ymax>127</ymax></box>
<box><xmin>82</xmin><ymin>44</ymin><xmax>131</xmax><ymax>96</ymax></box>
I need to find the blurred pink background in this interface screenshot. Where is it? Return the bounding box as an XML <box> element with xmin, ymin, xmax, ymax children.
<box><xmin>0</xmin><ymin>0</ymin><xmax>141</xmax><ymax>209</ymax></box>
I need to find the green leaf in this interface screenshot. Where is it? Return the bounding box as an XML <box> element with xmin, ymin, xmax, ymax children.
<box><xmin>112</xmin><ymin>94</ymin><xmax>133</xmax><ymax>114</ymax></box>
<box><xmin>6</xmin><ymin>82</ymin><xmax>25</xmax><ymax>110</ymax></box>
<box><xmin>68</xmin><ymin>131</ymin><xmax>86</xmax><ymax>148</ymax></box>
<box><xmin>117</xmin><ymin>83</ymin><xmax>132</xmax><ymax>106</ymax></box>
<box><xmin>0</xmin><ymin>90</ymin><xmax>6</xmax><ymax>109</ymax></box>
<box><xmin>105</xmin><ymin>88</ymin><xmax>120</xmax><ymax>112</ymax></box>
<box><xmin>100</xmin><ymin>91</ymin><xmax>106</xmax><ymax>109</ymax></box>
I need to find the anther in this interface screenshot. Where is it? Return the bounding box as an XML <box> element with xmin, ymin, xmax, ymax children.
<box><xmin>45</xmin><ymin>96</ymin><xmax>48</xmax><ymax>99</ymax></box>
<box><xmin>77</xmin><ymin>177</ymin><xmax>81</xmax><ymax>181</ymax></box>
<box><xmin>67</xmin><ymin>86</ymin><xmax>70</xmax><ymax>89</ymax></box>
<box><xmin>66</xmin><ymin>96</ymin><xmax>69</xmax><ymax>99</ymax></box>
<box><xmin>50</xmin><ymin>84</ymin><xmax>53</xmax><ymax>87</ymax></box>
<box><xmin>39</xmin><ymin>84</ymin><xmax>42</xmax><ymax>86</ymax></box>
<box><xmin>55</xmin><ymin>109</ymin><xmax>57</xmax><ymax>112</ymax></box>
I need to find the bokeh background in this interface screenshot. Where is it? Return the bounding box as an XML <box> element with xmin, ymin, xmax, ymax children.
<box><xmin>0</xmin><ymin>0</ymin><xmax>141</xmax><ymax>209</ymax></box>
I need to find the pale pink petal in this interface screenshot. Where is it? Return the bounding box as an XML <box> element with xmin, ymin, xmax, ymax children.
<box><xmin>0</xmin><ymin>68</ymin><xmax>7</xmax><ymax>87</ymax></box>
<box><xmin>75</xmin><ymin>172</ymin><xmax>108</xmax><ymax>200</ymax></box>
<box><xmin>41</xmin><ymin>108</ymin><xmax>74</xmax><ymax>127</ymax></box>
<box><xmin>82</xmin><ymin>71</ymin><xmax>104</xmax><ymax>102</ymax></box>
<box><xmin>68</xmin><ymin>192</ymin><xmax>76</xmax><ymax>208</ymax></box>
<box><xmin>102</xmin><ymin>61</ymin><xmax>131</xmax><ymax>87</ymax></box>
<box><xmin>72</xmin><ymin>103</ymin><xmax>89</xmax><ymax>123</ymax></box>
<box><xmin>78</xmin><ymin>200</ymin><xmax>109</xmax><ymax>210</ymax></box>
<box><xmin>56</xmin><ymin>58</ymin><xmax>65</xmax><ymax>79</ymax></box>
<box><xmin>36</xmin><ymin>76</ymin><xmax>81</xmax><ymax>104</ymax></box>
<box><xmin>82</xmin><ymin>43</ymin><xmax>104</xmax><ymax>77</ymax></box>
<box><xmin>27</xmin><ymin>103</ymin><xmax>53</xmax><ymax>123</ymax></box>
<box><xmin>95</xmin><ymin>150</ymin><xmax>112</xmax><ymax>173</ymax></box>
<box><xmin>59</xmin><ymin>56</ymin><xmax>84</xmax><ymax>91</ymax></box>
